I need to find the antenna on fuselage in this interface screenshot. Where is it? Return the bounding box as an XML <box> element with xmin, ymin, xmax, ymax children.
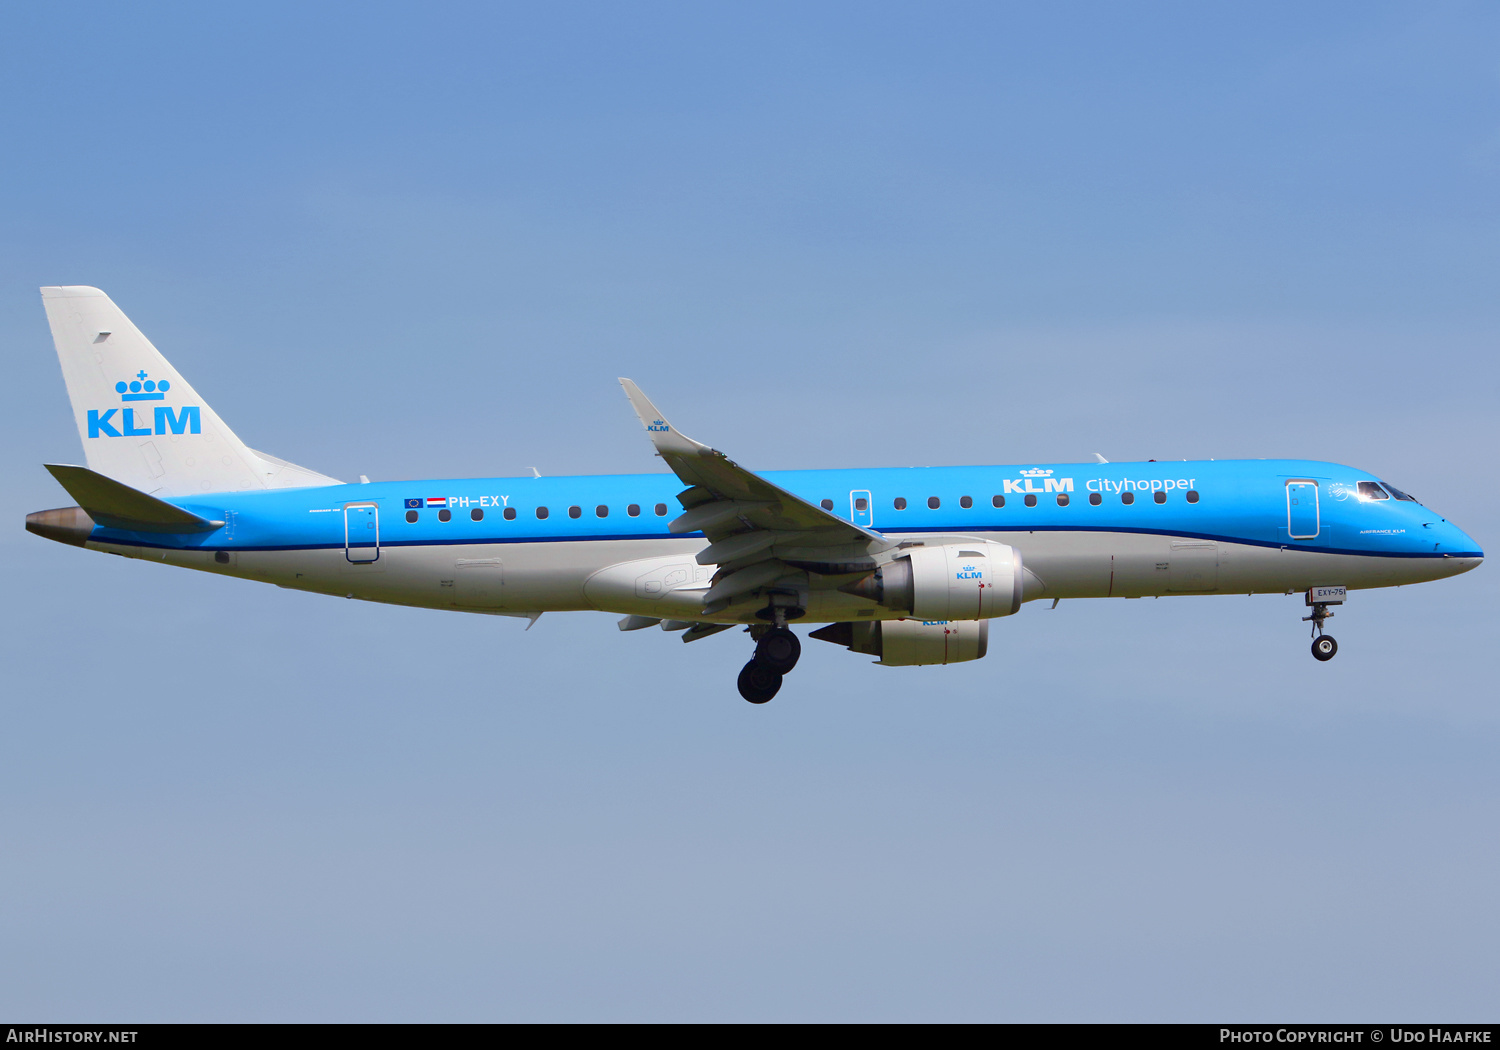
<box><xmin>1093</xmin><ymin>453</ymin><xmax>1109</xmax><ymax>464</ymax></box>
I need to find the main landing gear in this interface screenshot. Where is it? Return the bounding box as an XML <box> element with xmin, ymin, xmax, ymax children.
<box><xmin>737</xmin><ymin>609</ymin><xmax>803</xmax><ymax>704</ymax></box>
<box><xmin>1302</xmin><ymin>587</ymin><xmax>1344</xmax><ymax>662</ymax></box>
<box><xmin>737</xmin><ymin>659</ymin><xmax>783</xmax><ymax>704</ymax></box>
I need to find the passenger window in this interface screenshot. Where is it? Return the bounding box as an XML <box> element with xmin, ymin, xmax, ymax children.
<box><xmin>504</xmin><ymin>507</ymin><xmax>517</xmax><ymax>520</ymax></box>
<box><xmin>894</xmin><ymin>497</ymin><xmax>907</xmax><ymax>510</ymax></box>
<box><xmin>927</xmin><ymin>496</ymin><xmax>940</xmax><ymax>509</ymax></box>
<box><xmin>992</xmin><ymin>495</ymin><xmax>1005</xmax><ymax>508</ymax></box>
<box><xmin>596</xmin><ymin>505</ymin><xmax>608</xmax><ymax>518</ymax></box>
<box><xmin>1121</xmin><ymin>492</ymin><xmax>1135</xmax><ymax>505</ymax></box>
<box><xmin>854</xmin><ymin>497</ymin><xmax>868</xmax><ymax>511</ymax></box>
<box><xmin>1057</xmin><ymin>493</ymin><xmax>1069</xmax><ymax>507</ymax></box>
<box><xmin>654</xmin><ymin>503</ymin><xmax>668</xmax><ymax>516</ymax></box>
<box><xmin>471</xmin><ymin>508</ymin><xmax>484</xmax><ymax>521</ymax></box>
<box><xmin>1186</xmin><ymin>490</ymin><xmax>1200</xmax><ymax>504</ymax></box>
<box><xmin>405</xmin><ymin>509</ymin><xmax>418</xmax><ymax>523</ymax></box>
<box><xmin>1088</xmin><ymin>492</ymin><xmax>1101</xmax><ymax>506</ymax></box>
<box><xmin>438</xmin><ymin>508</ymin><xmax>452</xmax><ymax>522</ymax></box>
<box><xmin>959</xmin><ymin>496</ymin><xmax>973</xmax><ymax>509</ymax></box>
<box><xmin>1358</xmin><ymin>481</ymin><xmax>1389</xmax><ymax>501</ymax></box>
<box><xmin>821</xmin><ymin>499</ymin><xmax>834</xmax><ymax>511</ymax></box>
<box><xmin>1024</xmin><ymin>494</ymin><xmax>1037</xmax><ymax>507</ymax></box>
<box><xmin>568</xmin><ymin>505</ymin><xmax>581</xmax><ymax>519</ymax></box>
<box><xmin>1153</xmin><ymin>491</ymin><xmax>1166</xmax><ymax>504</ymax></box>
<box><xmin>627</xmin><ymin>504</ymin><xmax>640</xmax><ymax>517</ymax></box>
<box><xmin>536</xmin><ymin>506</ymin><xmax>549</xmax><ymax>519</ymax></box>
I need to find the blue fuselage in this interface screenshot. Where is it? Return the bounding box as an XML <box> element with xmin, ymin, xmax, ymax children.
<box><xmin>68</xmin><ymin>457</ymin><xmax>1481</xmax><ymax>627</ymax></box>
<box><xmin>123</xmin><ymin>458</ymin><xmax>1479</xmax><ymax>564</ymax></box>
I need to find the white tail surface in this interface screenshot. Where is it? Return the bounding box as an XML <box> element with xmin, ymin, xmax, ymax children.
<box><xmin>41</xmin><ymin>286</ymin><xmax>340</xmax><ymax>496</ymax></box>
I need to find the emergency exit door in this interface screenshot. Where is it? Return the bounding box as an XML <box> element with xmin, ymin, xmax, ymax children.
<box><xmin>850</xmin><ymin>490</ymin><xmax>873</xmax><ymax>528</ymax></box>
<box><xmin>1286</xmin><ymin>481</ymin><xmax>1319</xmax><ymax>540</ymax></box>
<box><xmin>344</xmin><ymin>503</ymin><xmax>380</xmax><ymax>562</ymax></box>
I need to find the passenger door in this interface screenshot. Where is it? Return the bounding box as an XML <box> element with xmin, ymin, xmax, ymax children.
<box><xmin>1286</xmin><ymin>481</ymin><xmax>1319</xmax><ymax>540</ymax></box>
<box><xmin>344</xmin><ymin>503</ymin><xmax>380</xmax><ymax>563</ymax></box>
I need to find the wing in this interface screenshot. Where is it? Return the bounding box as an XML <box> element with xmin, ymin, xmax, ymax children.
<box><xmin>619</xmin><ymin>379</ymin><xmax>893</xmax><ymax>618</ymax></box>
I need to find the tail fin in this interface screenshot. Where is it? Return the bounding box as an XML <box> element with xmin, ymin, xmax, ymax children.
<box><xmin>40</xmin><ymin>286</ymin><xmax>340</xmax><ymax>496</ymax></box>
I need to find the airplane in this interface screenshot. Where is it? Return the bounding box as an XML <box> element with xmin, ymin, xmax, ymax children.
<box><xmin>26</xmin><ymin>286</ymin><xmax>1484</xmax><ymax>703</ymax></box>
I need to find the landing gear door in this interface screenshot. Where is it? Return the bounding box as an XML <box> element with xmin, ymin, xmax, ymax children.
<box><xmin>1286</xmin><ymin>481</ymin><xmax>1319</xmax><ymax>540</ymax></box>
<box><xmin>344</xmin><ymin>503</ymin><xmax>380</xmax><ymax>563</ymax></box>
<box><xmin>850</xmin><ymin>490</ymin><xmax>872</xmax><ymax>528</ymax></box>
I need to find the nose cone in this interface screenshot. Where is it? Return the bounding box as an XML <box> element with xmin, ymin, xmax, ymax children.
<box><xmin>26</xmin><ymin>505</ymin><xmax>96</xmax><ymax>547</ymax></box>
<box><xmin>1427</xmin><ymin>518</ymin><xmax>1483</xmax><ymax>576</ymax></box>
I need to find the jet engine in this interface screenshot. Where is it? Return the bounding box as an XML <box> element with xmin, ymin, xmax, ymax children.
<box><xmin>839</xmin><ymin>541</ymin><xmax>1030</xmax><ymax>620</ymax></box>
<box><xmin>809</xmin><ymin>618</ymin><xmax>988</xmax><ymax>666</ymax></box>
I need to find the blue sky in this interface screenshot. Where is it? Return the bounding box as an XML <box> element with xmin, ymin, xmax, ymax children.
<box><xmin>2</xmin><ymin>2</ymin><xmax>1497</xmax><ymax>1020</ymax></box>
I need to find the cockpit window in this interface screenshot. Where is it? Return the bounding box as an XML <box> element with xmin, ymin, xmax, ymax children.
<box><xmin>1357</xmin><ymin>481</ymin><xmax>1388</xmax><ymax>501</ymax></box>
<box><xmin>1382</xmin><ymin>483</ymin><xmax>1419</xmax><ymax>503</ymax></box>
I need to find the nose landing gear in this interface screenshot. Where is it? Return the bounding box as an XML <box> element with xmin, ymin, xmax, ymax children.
<box><xmin>737</xmin><ymin>611</ymin><xmax>803</xmax><ymax>704</ymax></box>
<box><xmin>1302</xmin><ymin>586</ymin><xmax>1345</xmax><ymax>662</ymax></box>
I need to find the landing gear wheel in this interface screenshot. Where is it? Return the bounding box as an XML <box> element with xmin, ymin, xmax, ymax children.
<box><xmin>754</xmin><ymin>628</ymin><xmax>801</xmax><ymax>675</ymax></box>
<box><xmin>738</xmin><ymin>660</ymin><xmax>783</xmax><ymax>704</ymax></box>
<box><xmin>1311</xmin><ymin>635</ymin><xmax>1338</xmax><ymax>662</ymax></box>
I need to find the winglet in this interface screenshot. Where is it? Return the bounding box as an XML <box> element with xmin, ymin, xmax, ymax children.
<box><xmin>618</xmin><ymin>379</ymin><xmax>710</xmax><ymax>456</ymax></box>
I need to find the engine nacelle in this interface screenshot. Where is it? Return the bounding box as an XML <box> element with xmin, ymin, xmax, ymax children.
<box><xmin>840</xmin><ymin>541</ymin><xmax>1027</xmax><ymax>620</ymax></box>
<box><xmin>809</xmin><ymin>618</ymin><xmax>989</xmax><ymax>666</ymax></box>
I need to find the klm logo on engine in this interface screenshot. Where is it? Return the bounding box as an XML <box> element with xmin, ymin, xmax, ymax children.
<box><xmin>87</xmin><ymin>370</ymin><xmax>200</xmax><ymax>438</ymax></box>
<box><xmin>647</xmin><ymin>418</ymin><xmax>670</xmax><ymax>433</ymax></box>
<box><xmin>956</xmin><ymin>563</ymin><xmax>983</xmax><ymax>580</ymax></box>
<box><xmin>1003</xmin><ymin>467</ymin><xmax>1073</xmax><ymax>495</ymax></box>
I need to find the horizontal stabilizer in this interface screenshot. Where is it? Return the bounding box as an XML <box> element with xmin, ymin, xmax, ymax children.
<box><xmin>44</xmin><ymin>464</ymin><xmax>223</xmax><ymax>534</ymax></box>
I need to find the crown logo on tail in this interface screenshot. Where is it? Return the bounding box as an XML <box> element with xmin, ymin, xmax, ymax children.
<box><xmin>116</xmin><ymin>370</ymin><xmax>170</xmax><ymax>402</ymax></box>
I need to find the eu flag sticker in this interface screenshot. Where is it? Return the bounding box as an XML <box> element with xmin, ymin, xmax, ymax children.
<box><xmin>404</xmin><ymin>498</ymin><xmax>422</xmax><ymax>509</ymax></box>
